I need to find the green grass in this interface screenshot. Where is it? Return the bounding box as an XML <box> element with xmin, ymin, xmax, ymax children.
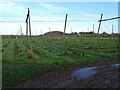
<box><xmin>2</xmin><ymin>36</ymin><xmax>119</xmax><ymax>87</ymax></box>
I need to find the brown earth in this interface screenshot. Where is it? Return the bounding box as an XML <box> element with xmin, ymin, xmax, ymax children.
<box><xmin>14</xmin><ymin>58</ymin><xmax>119</xmax><ymax>88</ymax></box>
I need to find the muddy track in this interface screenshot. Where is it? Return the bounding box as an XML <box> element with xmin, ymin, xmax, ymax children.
<box><xmin>15</xmin><ymin>59</ymin><xmax>119</xmax><ymax>88</ymax></box>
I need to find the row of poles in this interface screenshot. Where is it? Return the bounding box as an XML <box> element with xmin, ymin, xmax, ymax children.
<box><xmin>25</xmin><ymin>8</ymin><xmax>68</xmax><ymax>58</ymax></box>
<box><xmin>25</xmin><ymin>8</ymin><xmax>120</xmax><ymax>58</ymax></box>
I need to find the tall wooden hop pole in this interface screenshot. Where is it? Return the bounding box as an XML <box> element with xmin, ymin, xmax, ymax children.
<box><xmin>63</xmin><ymin>14</ymin><xmax>68</xmax><ymax>55</ymax></box>
<box><xmin>97</xmin><ymin>14</ymin><xmax>103</xmax><ymax>34</ymax></box>
<box><xmin>64</xmin><ymin>14</ymin><xmax>68</xmax><ymax>34</ymax></box>
<box><xmin>25</xmin><ymin>8</ymin><xmax>33</xmax><ymax>58</ymax></box>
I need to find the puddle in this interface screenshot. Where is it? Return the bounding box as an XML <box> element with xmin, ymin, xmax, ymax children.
<box><xmin>71</xmin><ymin>67</ymin><xmax>97</xmax><ymax>80</ymax></box>
<box><xmin>71</xmin><ymin>63</ymin><xmax>120</xmax><ymax>80</ymax></box>
<box><xmin>111</xmin><ymin>64</ymin><xmax>120</xmax><ymax>68</ymax></box>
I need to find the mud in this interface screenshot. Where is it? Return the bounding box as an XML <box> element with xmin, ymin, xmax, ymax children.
<box><xmin>15</xmin><ymin>59</ymin><xmax>119</xmax><ymax>88</ymax></box>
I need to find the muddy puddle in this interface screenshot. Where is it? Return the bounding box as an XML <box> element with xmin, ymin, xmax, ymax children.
<box><xmin>71</xmin><ymin>67</ymin><xmax>97</xmax><ymax>80</ymax></box>
<box><xmin>71</xmin><ymin>63</ymin><xmax>120</xmax><ymax>80</ymax></box>
<box><xmin>111</xmin><ymin>64</ymin><xmax>120</xmax><ymax>68</ymax></box>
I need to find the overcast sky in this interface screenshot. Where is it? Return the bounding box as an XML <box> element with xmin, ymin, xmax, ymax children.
<box><xmin>0</xmin><ymin>2</ymin><xmax>118</xmax><ymax>35</ymax></box>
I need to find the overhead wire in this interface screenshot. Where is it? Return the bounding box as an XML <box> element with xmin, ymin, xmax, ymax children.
<box><xmin>0</xmin><ymin>20</ymin><xmax>99</xmax><ymax>23</ymax></box>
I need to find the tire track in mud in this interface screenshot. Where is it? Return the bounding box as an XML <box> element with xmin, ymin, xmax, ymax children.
<box><xmin>16</xmin><ymin>60</ymin><xmax>119</xmax><ymax>88</ymax></box>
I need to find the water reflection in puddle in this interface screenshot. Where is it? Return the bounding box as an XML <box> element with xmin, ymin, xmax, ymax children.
<box><xmin>71</xmin><ymin>63</ymin><xmax>120</xmax><ymax>80</ymax></box>
<box><xmin>71</xmin><ymin>67</ymin><xmax>97</xmax><ymax>80</ymax></box>
<box><xmin>111</xmin><ymin>64</ymin><xmax>120</xmax><ymax>68</ymax></box>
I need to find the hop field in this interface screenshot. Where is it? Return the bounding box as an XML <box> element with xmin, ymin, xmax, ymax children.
<box><xmin>2</xmin><ymin>36</ymin><xmax>119</xmax><ymax>87</ymax></box>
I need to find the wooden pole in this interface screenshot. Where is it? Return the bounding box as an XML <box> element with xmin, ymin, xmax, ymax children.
<box><xmin>28</xmin><ymin>8</ymin><xmax>31</xmax><ymax>38</ymax></box>
<box><xmin>41</xmin><ymin>29</ymin><xmax>42</xmax><ymax>35</ymax></box>
<box><xmin>63</xmin><ymin>14</ymin><xmax>68</xmax><ymax>55</ymax></box>
<box><xmin>64</xmin><ymin>14</ymin><xmax>68</xmax><ymax>34</ymax></box>
<box><xmin>97</xmin><ymin>14</ymin><xmax>103</xmax><ymax>49</ymax></box>
<box><xmin>49</xmin><ymin>27</ymin><xmax>51</xmax><ymax>32</ymax></box>
<box><xmin>25</xmin><ymin>8</ymin><xmax>33</xmax><ymax>58</ymax></box>
<box><xmin>92</xmin><ymin>24</ymin><xmax>95</xmax><ymax>45</ymax></box>
<box><xmin>97</xmin><ymin>14</ymin><xmax>103</xmax><ymax>34</ymax></box>
<box><xmin>112</xmin><ymin>25</ymin><xmax>114</xmax><ymax>34</ymax></box>
<box><xmin>93</xmin><ymin>24</ymin><xmax>94</xmax><ymax>33</ymax></box>
<box><xmin>92</xmin><ymin>24</ymin><xmax>95</xmax><ymax>40</ymax></box>
<box><xmin>28</xmin><ymin>8</ymin><xmax>33</xmax><ymax>57</ymax></box>
<box><xmin>26</xmin><ymin>19</ymin><xmax>28</xmax><ymax>50</ymax></box>
<box><xmin>26</xmin><ymin>21</ymin><xmax>28</xmax><ymax>36</ymax></box>
<box><xmin>112</xmin><ymin>25</ymin><xmax>114</xmax><ymax>40</ymax></box>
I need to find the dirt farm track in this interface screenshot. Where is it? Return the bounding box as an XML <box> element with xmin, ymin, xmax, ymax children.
<box><xmin>13</xmin><ymin>59</ymin><xmax>120</xmax><ymax>88</ymax></box>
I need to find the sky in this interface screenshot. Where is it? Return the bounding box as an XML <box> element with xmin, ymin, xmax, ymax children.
<box><xmin>0</xmin><ymin>2</ymin><xmax>119</xmax><ymax>35</ymax></box>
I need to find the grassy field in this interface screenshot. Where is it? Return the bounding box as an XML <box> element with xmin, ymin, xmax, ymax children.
<box><xmin>2</xmin><ymin>36</ymin><xmax>119</xmax><ymax>87</ymax></box>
